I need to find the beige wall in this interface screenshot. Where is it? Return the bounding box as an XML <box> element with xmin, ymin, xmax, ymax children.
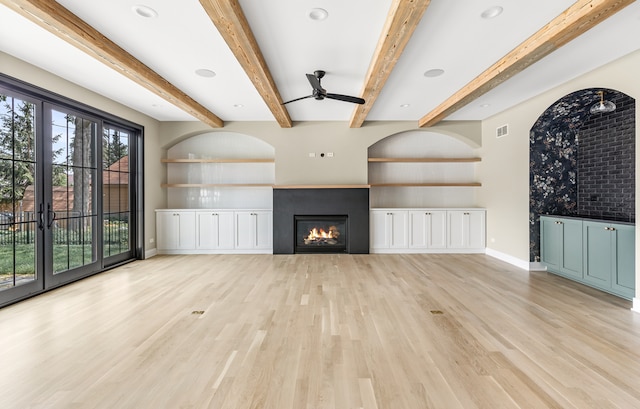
<box><xmin>478</xmin><ymin>49</ymin><xmax>640</xmax><ymax>305</ymax></box>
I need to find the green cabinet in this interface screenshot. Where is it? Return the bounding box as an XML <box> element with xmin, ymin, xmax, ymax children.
<box><xmin>540</xmin><ymin>215</ymin><xmax>635</xmax><ymax>300</ymax></box>
<box><xmin>583</xmin><ymin>221</ymin><xmax>635</xmax><ymax>300</ymax></box>
<box><xmin>540</xmin><ymin>216</ymin><xmax>583</xmax><ymax>279</ymax></box>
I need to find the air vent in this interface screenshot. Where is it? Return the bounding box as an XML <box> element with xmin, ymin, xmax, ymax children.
<box><xmin>496</xmin><ymin>124</ymin><xmax>508</xmax><ymax>138</ymax></box>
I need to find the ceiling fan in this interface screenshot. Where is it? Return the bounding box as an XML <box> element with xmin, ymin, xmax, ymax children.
<box><xmin>282</xmin><ymin>70</ymin><xmax>365</xmax><ymax>105</ymax></box>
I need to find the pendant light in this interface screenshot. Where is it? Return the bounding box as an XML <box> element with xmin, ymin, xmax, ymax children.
<box><xmin>590</xmin><ymin>90</ymin><xmax>616</xmax><ymax>114</ymax></box>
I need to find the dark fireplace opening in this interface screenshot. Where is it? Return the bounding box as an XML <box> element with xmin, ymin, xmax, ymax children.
<box><xmin>294</xmin><ymin>215</ymin><xmax>347</xmax><ymax>253</ymax></box>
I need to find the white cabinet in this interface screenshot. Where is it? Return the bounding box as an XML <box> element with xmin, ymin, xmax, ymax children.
<box><xmin>409</xmin><ymin>210</ymin><xmax>447</xmax><ymax>249</ymax></box>
<box><xmin>370</xmin><ymin>210</ymin><xmax>408</xmax><ymax>250</ymax></box>
<box><xmin>156</xmin><ymin>209</ymin><xmax>272</xmax><ymax>254</ymax></box>
<box><xmin>235</xmin><ymin>211</ymin><xmax>272</xmax><ymax>251</ymax></box>
<box><xmin>447</xmin><ymin>210</ymin><xmax>486</xmax><ymax>249</ymax></box>
<box><xmin>371</xmin><ymin>208</ymin><xmax>485</xmax><ymax>253</ymax></box>
<box><xmin>156</xmin><ymin>210</ymin><xmax>196</xmax><ymax>252</ymax></box>
<box><xmin>196</xmin><ymin>211</ymin><xmax>234</xmax><ymax>250</ymax></box>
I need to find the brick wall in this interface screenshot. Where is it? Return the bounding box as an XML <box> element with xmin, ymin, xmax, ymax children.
<box><xmin>577</xmin><ymin>93</ymin><xmax>635</xmax><ymax>222</ymax></box>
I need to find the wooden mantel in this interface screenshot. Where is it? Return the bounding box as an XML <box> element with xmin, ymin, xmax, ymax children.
<box><xmin>273</xmin><ymin>185</ymin><xmax>371</xmax><ymax>189</ymax></box>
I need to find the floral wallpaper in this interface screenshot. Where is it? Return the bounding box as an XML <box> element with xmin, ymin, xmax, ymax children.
<box><xmin>529</xmin><ymin>88</ymin><xmax>626</xmax><ymax>261</ymax></box>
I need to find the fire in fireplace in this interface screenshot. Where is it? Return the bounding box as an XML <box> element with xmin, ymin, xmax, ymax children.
<box><xmin>294</xmin><ymin>215</ymin><xmax>347</xmax><ymax>253</ymax></box>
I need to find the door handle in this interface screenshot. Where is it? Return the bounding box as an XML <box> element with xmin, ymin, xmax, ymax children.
<box><xmin>37</xmin><ymin>203</ymin><xmax>45</xmax><ymax>230</ymax></box>
<box><xmin>47</xmin><ymin>203</ymin><xmax>57</xmax><ymax>228</ymax></box>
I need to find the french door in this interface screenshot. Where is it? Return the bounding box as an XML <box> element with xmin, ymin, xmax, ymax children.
<box><xmin>0</xmin><ymin>82</ymin><xmax>141</xmax><ymax>307</ymax></box>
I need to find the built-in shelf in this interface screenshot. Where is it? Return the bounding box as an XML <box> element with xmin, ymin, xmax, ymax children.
<box><xmin>162</xmin><ymin>133</ymin><xmax>276</xmax><ymax>209</ymax></box>
<box><xmin>161</xmin><ymin>158</ymin><xmax>274</xmax><ymax>163</ymax></box>
<box><xmin>274</xmin><ymin>184</ymin><xmax>370</xmax><ymax>189</ymax></box>
<box><xmin>369</xmin><ymin>182</ymin><xmax>481</xmax><ymax>187</ymax></box>
<box><xmin>368</xmin><ymin>157</ymin><xmax>481</xmax><ymax>163</ymax></box>
<box><xmin>162</xmin><ymin>183</ymin><xmax>273</xmax><ymax>188</ymax></box>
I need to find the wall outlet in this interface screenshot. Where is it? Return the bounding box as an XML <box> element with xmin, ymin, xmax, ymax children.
<box><xmin>149</xmin><ymin>238</ymin><xmax>155</xmax><ymax>244</ymax></box>
<box><xmin>308</xmin><ymin>152</ymin><xmax>316</xmax><ymax>158</ymax></box>
<box><xmin>327</xmin><ymin>152</ymin><xmax>334</xmax><ymax>157</ymax></box>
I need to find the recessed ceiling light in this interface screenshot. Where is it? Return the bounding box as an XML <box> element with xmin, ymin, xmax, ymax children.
<box><xmin>400</xmin><ymin>104</ymin><xmax>410</xmax><ymax>108</ymax></box>
<box><xmin>481</xmin><ymin>6</ymin><xmax>503</xmax><ymax>19</ymax></box>
<box><xmin>423</xmin><ymin>69</ymin><xmax>444</xmax><ymax>78</ymax></box>
<box><xmin>480</xmin><ymin>103</ymin><xmax>491</xmax><ymax>108</ymax></box>
<box><xmin>195</xmin><ymin>69</ymin><xmax>216</xmax><ymax>78</ymax></box>
<box><xmin>233</xmin><ymin>104</ymin><xmax>244</xmax><ymax>108</ymax></box>
<box><xmin>308</xmin><ymin>8</ymin><xmax>328</xmax><ymax>21</ymax></box>
<box><xmin>132</xmin><ymin>5</ymin><xmax>158</xmax><ymax>18</ymax></box>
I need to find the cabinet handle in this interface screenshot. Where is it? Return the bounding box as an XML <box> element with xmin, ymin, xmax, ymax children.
<box><xmin>464</xmin><ymin>212</ymin><xmax>470</xmax><ymax>215</ymax></box>
<box><xmin>605</xmin><ymin>227</ymin><xmax>616</xmax><ymax>231</ymax></box>
<box><xmin>425</xmin><ymin>212</ymin><xmax>431</xmax><ymax>215</ymax></box>
<box><xmin>555</xmin><ymin>221</ymin><xmax>563</xmax><ymax>225</ymax></box>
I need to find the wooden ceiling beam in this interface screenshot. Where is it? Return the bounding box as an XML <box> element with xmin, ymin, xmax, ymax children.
<box><xmin>199</xmin><ymin>0</ymin><xmax>292</xmax><ymax>128</ymax></box>
<box><xmin>1</xmin><ymin>0</ymin><xmax>224</xmax><ymax>128</ymax></box>
<box><xmin>349</xmin><ymin>0</ymin><xmax>431</xmax><ymax>128</ymax></box>
<box><xmin>419</xmin><ymin>0</ymin><xmax>635</xmax><ymax>128</ymax></box>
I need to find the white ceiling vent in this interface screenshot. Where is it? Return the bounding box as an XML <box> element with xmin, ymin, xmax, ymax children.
<box><xmin>496</xmin><ymin>124</ymin><xmax>508</xmax><ymax>138</ymax></box>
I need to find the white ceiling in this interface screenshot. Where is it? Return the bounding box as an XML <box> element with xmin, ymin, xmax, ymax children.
<box><xmin>1</xmin><ymin>0</ymin><xmax>640</xmax><ymax>125</ymax></box>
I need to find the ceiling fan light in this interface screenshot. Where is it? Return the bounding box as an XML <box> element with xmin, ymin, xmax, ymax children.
<box><xmin>308</xmin><ymin>8</ymin><xmax>328</xmax><ymax>21</ymax></box>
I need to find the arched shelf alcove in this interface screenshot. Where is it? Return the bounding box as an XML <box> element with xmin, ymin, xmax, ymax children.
<box><xmin>529</xmin><ymin>88</ymin><xmax>635</xmax><ymax>261</ymax></box>
<box><xmin>368</xmin><ymin>130</ymin><xmax>481</xmax><ymax>208</ymax></box>
<box><xmin>162</xmin><ymin>131</ymin><xmax>275</xmax><ymax>209</ymax></box>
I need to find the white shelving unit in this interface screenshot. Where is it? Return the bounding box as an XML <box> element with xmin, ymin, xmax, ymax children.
<box><xmin>162</xmin><ymin>132</ymin><xmax>275</xmax><ymax>209</ymax></box>
<box><xmin>157</xmin><ymin>132</ymin><xmax>275</xmax><ymax>254</ymax></box>
<box><xmin>368</xmin><ymin>131</ymin><xmax>481</xmax><ymax>208</ymax></box>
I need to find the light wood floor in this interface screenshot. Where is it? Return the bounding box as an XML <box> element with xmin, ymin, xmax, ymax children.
<box><xmin>1</xmin><ymin>254</ymin><xmax>640</xmax><ymax>409</ymax></box>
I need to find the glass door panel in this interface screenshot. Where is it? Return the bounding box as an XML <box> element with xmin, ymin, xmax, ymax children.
<box><xmin>102</xmin><ymin>125</ymin><xmax>132</xmax><ymax>264</ymax></box>
<box><xmin>0</xmin><ymin>92</ymin><xmax>40</xmax><ymax>299</ymax></box>
<box><xmin>46</xmin><ymin>108</ymin><xmax>98</xmax><ymax>285</ymax></box>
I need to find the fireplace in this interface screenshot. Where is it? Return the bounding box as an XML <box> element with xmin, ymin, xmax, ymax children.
<box><xmin>273</xmin><ymin>187</ymin><xmax>369</xmax><ymax>254</ymax></box>
<box><xmin>295</xmin><ymin>215</ymin><xmax>347</xmax><ymax>253</ymax></box>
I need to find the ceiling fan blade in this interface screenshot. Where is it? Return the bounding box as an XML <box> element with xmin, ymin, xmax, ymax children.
<box><xmin>326</xmin><ymin>93</ymin><xmax>365</xmax><ymax>104</ymax></box>
<box><xmin>306</xmin><ymin>73</ymin><xmax>324</xmax><ymax>92</ymax></box>
<box><xmin>282</xmin><ymin>95</ymin><xmax>314</xmax><ymax>105</ymax></box>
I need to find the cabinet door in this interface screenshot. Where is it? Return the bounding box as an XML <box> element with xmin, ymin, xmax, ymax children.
<box><xmin>370</xmin><ymin>211</ymin><xmax>390</xmax><ymax>249</ymax></box>
<box><xmin>388</xmin><ymin>211</ymin><xmax>408</xmax><ymax>248</ymax></box>
<box><xmin>156</xmin><ymin>211</ymin><xmax>178</xmax><ymax>250</ymax></box>
<box><xmin>236</xmin><ymin>211</ymin><xmax>272</xmax><ymax>249</ymax></box>
<box><xmin>175</xmin><ymin>211</ymin><xmax>196</xmax><ymax>249</ymax></box>
<box><xmin>559</xmin><ymin>218</ymin><xmax>583</xmax><ymax>278</ymax></box>
<box><xmin>156</xmin><ymin>211</ymin><xmax>196</xmax><ymax>250</ymax></box>
<box><xmin>583</xmin><ymin>221</ymin><xmax>613</xmax><ymax>288</ymax></box>
<box><xmin>254</xmin><ymin>211</ymin><xmax>273</xmax><ymax>249</ymax></box>
<box><xmin>196</xmin><ymin>211</ymin><xmax>234</xmax><ymax>249</ymax></box>
<box><xmin>611</xmin><ymin>224</ymin><xmax>635</xmax><ymax>298</ymax></box>
<box><xmin>409</xmin><ymin>211</ymin><xmax>446</xmax><ymax>249</ymax></box>
<box><xmin>540</xmin><ymin>216</ymin><xmax>561</xmax><ymax>270</ymax></box>
<box><xmin>447</xmin><ymin>210</ymin><xmax>485</xmax><ymax>249</ymax></box>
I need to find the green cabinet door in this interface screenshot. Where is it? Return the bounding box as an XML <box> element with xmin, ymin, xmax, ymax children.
<box><xmin>540</xmin><ymin>216</ymin><xmax>562</xmax><ymax>271</ymax></box>
<box><xmin>540</xmin><ymin>216</ymin><xmax>582</xmax><ymax>279</ymax></box>
<box><xmin>612</xmin><ymin>224</ymin><xmax>635</xmax><ymax>299</ymax></box>
<box><xmin>560</xmin><ymin>218</ymin><xmax>583</xmax><ymax>278</ymax></box>
<box><xmin>583</xmin><ymin>221</ymin><xmax>613</xmax><ymax>289</ymax></box>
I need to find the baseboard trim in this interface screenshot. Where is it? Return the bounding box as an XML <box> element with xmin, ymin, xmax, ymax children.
<box><xmin>633</xmin><ymin>298</ymin><xmax>640</xmax><ymax>314</ymax></box>
<box><xmin>484</xmin><ymin>248</ymin><xmax>530</xmax><ymax>271</ymax></box>
<box><xmin>145</xmin><ymin>248</ymin><xmax>158</xmax><ymax>259</ymax></box>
